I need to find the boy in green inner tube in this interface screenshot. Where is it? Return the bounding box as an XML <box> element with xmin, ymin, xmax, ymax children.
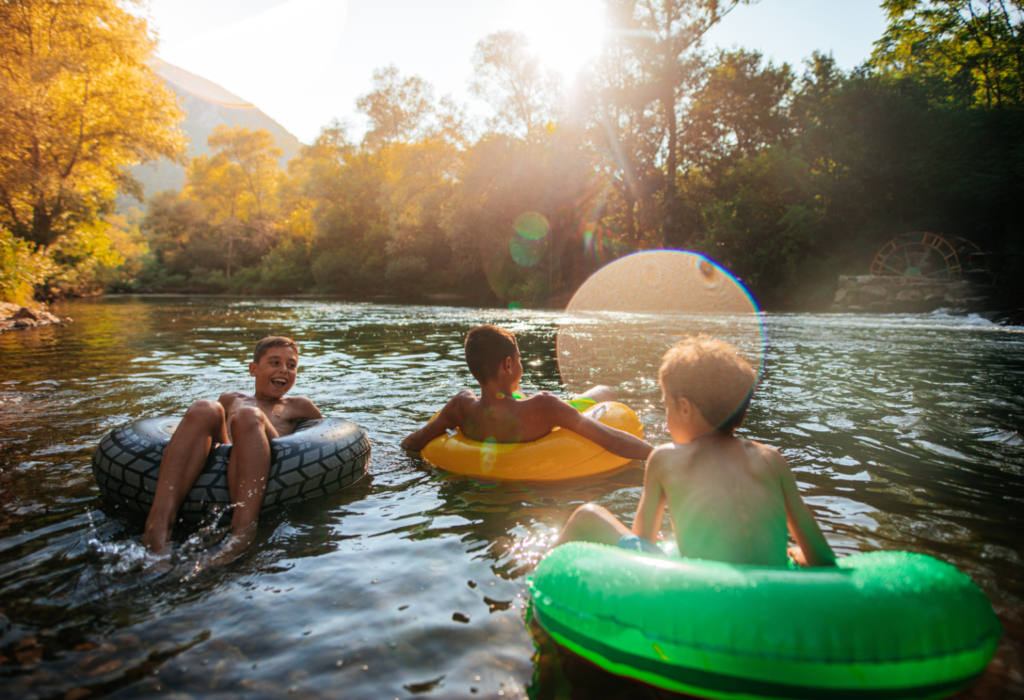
<box><xmin>556</xmin><ymin>335</ymin><xmax>836</xmax><ymax>567</ymax></box>
<box><xmin>142</xmin><ymin>336</ymin><xmax>322</xmax><ymax>561</ymax></box>
<box><xmin>401</xmin><ymin>324</ymin><xmax>653</xmax><ymax>461</ymax></box>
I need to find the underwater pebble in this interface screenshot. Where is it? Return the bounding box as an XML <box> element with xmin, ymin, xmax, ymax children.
<box><xmin>452</xmin><ymin>612</ymin><xmax>470</xmax><ymax>624</ymax></box>
<box><xmin>88</xmin><ymin>659</ymin><xmax>122</xmax><ymax>676</ymax></box>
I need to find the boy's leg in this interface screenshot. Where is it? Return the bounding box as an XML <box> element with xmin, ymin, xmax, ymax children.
<box><xmin>225</xmin><ymin>406</ymin><xmax>279</xmax><ymax>534</ymax></box>
<box><xmin>555</xmin><ymin>503</ymin><xmax>631</xmax><ymax>547</ymax></box>
<box><xmin>143</xmin><ymin>400</ymin><xmax>229</xmax><ymax>553</ymax></box>
<box><xmin>579</xmin><ymin>385</ymin><xmax>616</xmax><ymax>403</ymax></box>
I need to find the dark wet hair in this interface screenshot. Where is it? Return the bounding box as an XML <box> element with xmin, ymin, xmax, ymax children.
<box><xmin>253</xmin><ymin>336</ymin><xmax>299</xmax><ymax>363</ymax></box>
<box><xmin>464</xmin><ymin>325</ymin><xmax>518</xmax><ymax>384</ymax></box>
<box><xmin>659</xmin><ymin>335</ymin><xmax>756</xmax><ymax>435</ymax></box>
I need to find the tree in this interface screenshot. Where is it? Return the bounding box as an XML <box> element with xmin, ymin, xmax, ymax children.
<box><xmin>469</xmin><ymin>31</ymin><xmax>562</xmax><ymax>138</ymax></box>
<box><xmin>184</xmin><ymin>126</ymin><xmax>282</xmax><ymax>278</ymax></box>
<box><xmin>356</xmin><ymin>65</ymin><xmax>468</xmax><ymax>150</ymax></box>
<box><xmin>0</xmin><ymin>0</ymin><xmax>186</xmax><ymax>247</ymax></box>
<box><xmin>683</xmin><ymin>50</ymin><xmax>794</xmax><ymax>172</ymax></box>
<box><xmin>604</xmin><ymin>0</ymin><xmax>754</xmax><ymax>241</ymax></box>
<box><xmin>872</xmin><ymin>0</ymin><xmax>1024</xmax><ymax>107</ymax></box>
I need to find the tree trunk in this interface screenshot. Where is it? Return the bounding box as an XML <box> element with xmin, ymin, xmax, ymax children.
<box><xmin>663</xmin><ymin>94</ymin><xmax>678</xmax><ymax>245</ymax></box>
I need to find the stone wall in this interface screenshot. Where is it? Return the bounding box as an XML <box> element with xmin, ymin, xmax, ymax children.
<box><xmin>831</xmin><ymin>275</ymin><xmax>992</xmax><ymax>313</ymax></box>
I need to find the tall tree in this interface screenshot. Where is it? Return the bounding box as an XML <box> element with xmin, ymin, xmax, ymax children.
<box><xmin>356</xmin><ymin>65</ymin><xmax>469</xmax><ymax>149</ymax></box>
<box><xmin>184</xmin><ymin>126</ymin><xmax>282</xmax><ymax>278</ymax></box>
<box><xmin>872</xmin><ymin>0</ymin><xmax>1024</xmax><ymax>107</ymax></box>
<box><xmin>605</xmin><ymin>0</ymin><xmax>754</xmax><ymax>242</ymax></box>
<box><xmin>0</xmin><ymin>0</ymin><xmax>185</xmax><ymax>247</ymax></box>
<box><xmin>469</xmin><ymin>31</ymin><xmax>562</xmax><ymax>138</ymax></box>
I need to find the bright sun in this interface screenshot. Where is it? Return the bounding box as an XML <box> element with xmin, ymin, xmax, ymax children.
<box><xmin>504</xmin><ymin>0</ymin><xmax>609</xmax><ymax>80</ymax></box>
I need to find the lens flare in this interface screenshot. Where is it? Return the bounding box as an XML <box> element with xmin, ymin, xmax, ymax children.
<box><xmin>480</xmin><ymin>437</ymin><xmax>498</xmax><ymax>474</ymax></box>
<box><xmin>557</xmin><ymin>251</ymin><xmax>766</xmax><ymax>431</ymax></box>
<box><xmin>515</xmin><ymin>212</ymin><xmax>549</xmax><ymax>241</ymax></box>
<box><xmin>510</xmin><ymin>234</ymin><xmax>546</xmax><ymax>267</ymax></box>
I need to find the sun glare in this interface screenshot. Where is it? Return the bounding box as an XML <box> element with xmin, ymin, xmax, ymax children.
<box><xmin>504</xmin><ymin>0</ymin><xmax>608</xmax><ymax>80</ymax></box>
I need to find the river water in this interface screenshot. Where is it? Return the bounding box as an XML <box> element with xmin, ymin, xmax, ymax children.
<box><xmin>0</xmin><ymin>297</ymin><xmax>1022</xmax><ymax>699</ymax></box>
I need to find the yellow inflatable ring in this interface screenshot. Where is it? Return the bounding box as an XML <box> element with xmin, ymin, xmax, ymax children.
<box><xmin>421</xmin><ymin>401</ymin><xmax>644</xmax><ymax>481</ymax></box>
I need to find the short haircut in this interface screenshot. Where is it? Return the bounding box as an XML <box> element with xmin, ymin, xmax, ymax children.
<box><xmin>253</xmin><ymin>336</ymin><xmax>299</xmax><ymax>363</ymax></box>
<box><xmin>659</xmin><ymin>335</ymin><xmax>756</xmax><ymax>435</ymax></box>
<box><xmin>464</xmin><ymin>325</ymin><xmax>518</xmax><ymax>383</ymax></box>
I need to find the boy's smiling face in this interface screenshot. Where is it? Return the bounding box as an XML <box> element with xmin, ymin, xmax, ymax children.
<box><xmin>250</xmin><ymin>346</ymin><xmax>298</xmax><ymax>399</ymax></box>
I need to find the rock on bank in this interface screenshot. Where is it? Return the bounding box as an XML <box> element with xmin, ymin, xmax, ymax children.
<box><xmin>0</xmin><ymin>303</ymin><xmax>71</xmax><ymax>333</ymax></box>
<box><xmin>831</xmin><ymin>276</ymin><xmax>992</xmax><ymax>313</ymax></box>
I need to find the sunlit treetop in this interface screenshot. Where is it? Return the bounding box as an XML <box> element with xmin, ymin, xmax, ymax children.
<box><xmin>0</xmin><ymin>0</ymin><xmax>187</xmax><ymax>246</ymax></box>
<box><xmin>872</xmin><ymin>0</ymin><xmax>1024</xmax><ymax>107</ymax></box>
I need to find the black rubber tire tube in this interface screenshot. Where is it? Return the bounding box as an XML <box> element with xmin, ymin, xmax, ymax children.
<box><xmin>92</xmin><ymin>417</ymin><xmax>371</xmax><ymax>522</ymax></box>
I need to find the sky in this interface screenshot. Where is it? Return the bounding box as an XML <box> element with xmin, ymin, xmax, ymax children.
<box><xmin>146</xmin><ymin>0</ymin><xmax>889</xmax><ymax>145</ymax></box>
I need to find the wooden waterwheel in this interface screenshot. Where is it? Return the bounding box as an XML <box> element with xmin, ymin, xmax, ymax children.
<box><xmin>870</xmin><ymin>232</ymin><xmax>961</xmax><ymax>279</ymax></box>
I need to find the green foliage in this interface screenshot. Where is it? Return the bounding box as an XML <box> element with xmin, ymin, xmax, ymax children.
<box><xmin>0</xmin><ymin>226</ymin><xmax>54</xmax><ymax>304</ymax></box>
<box><xmin>872</xmin><ymin>0</ymin><xmax>1024</xmax><ymax>108</ymax></box>
<box><xmin>11</xmin><ymin>0</ymin><xmax>1024</xmax><ymax>308</ymax></box>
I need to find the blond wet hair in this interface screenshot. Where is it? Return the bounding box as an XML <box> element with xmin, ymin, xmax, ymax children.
<box><xmin>659</xmin><ymin>335</ymin><xmax>757</xmax><ymax>435</ymax></box>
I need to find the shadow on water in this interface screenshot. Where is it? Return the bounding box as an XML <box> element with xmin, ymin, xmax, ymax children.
<box><xmin>0</xmin><ymin>298</ymin><xmax>1022</xmax><ymax>698</ymax></box>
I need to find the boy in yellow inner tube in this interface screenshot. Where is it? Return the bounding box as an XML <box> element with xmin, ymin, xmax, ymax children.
<box><xmin>401</xmin><ymin>324</ymin><xmax>653</xmax><ymax>461</ymax></box>
<box><xmin>556</xmin><ymin>335</ymin><xmax>836</xmax><ymax>568</ymax></box>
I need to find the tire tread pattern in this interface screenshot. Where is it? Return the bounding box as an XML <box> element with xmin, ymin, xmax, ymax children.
<box><xmin>92</xmin><ymin>418</ymin><xmax>370</xmax><ymax>522</ymax></box>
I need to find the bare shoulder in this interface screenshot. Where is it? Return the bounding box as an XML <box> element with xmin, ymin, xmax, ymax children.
<box><xmin>451</xmin><ymin>389</ymin><xmax>477</xmax><ymax>404</ymax></box>
<box><xmin>648</xmin><ymin>441</ymin><xmax>693</xmax><ymax>473</ymax></box>
<box><xmin>284</xmin><ymin>395</ymin><xmax>322</xmax><ymax>420</ymax></box>
<box><xmin>447</xmin><ymin>389</ymin><xmax>477</xmax><ymax>413</ymax></box>
<box><xmin>745</xmin><ymin>438</ymin><xmax>789</xmax><ymax>474</ymax></box>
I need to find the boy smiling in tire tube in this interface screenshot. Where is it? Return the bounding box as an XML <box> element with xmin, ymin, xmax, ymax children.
<box><xmin>555</xmin><ymin>335</ymin><xmax>836</xmax><ymax>568</ymax></box>
<box><xmin>400</xmin><ymin>324</ymin><xmax>653</xmax><ymax>461</ymax></box>
<box><xmin>142</xmin><ymin>336</ymin><xmax>322</xmax><ymax>562</ymax></box>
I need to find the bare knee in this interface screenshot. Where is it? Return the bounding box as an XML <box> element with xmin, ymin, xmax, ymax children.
<box><xmin>556</xmin><ymin>502</ymin><xmax>627</xmax><ymax>547</ymax></box>
<box><xmin>570</xmin><ymin>503</ymin><xmax>609</xmax><ymax>526</ymax></box>
<box><xmin>182</xmin><ymin>400</ymin><xmax>225</xmax><ymax>429</ymax></box>
<box><xmin>181</xmin><ymin>401</ymin><xmax>227</xmax><ymax>433</ymax></box>
<box><xmin>230</xmin><ymin>406</ymin><xmax>267</xmax><ymax>434</ymax></box>
<box><xmin>583</xmin><ymin>385</ymin><xmax>617</xmax><ymax>403</ymax></box>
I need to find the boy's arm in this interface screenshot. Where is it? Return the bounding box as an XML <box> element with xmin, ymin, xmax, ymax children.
<box><xmin>776</xmin><ymin>449</ymin><xmax>837</xmax><ymax>567</ymax></box>
<box><xmin>631</xmin><ymin>447</ymin><xmax>669</xmax><ymax>540</ymax></box>
<box><xmin>400</xmin><ymin>393</ymin><xmax>468</xmax><ymax>452</ymax></box>
<box><xmin>548</xmin><ymin>398</ymin><xmax>654</xmax><ymax>461</ymax></box>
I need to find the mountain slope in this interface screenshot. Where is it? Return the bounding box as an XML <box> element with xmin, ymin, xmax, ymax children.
<box><xmin>124</xmin><ymin>60</ymin><xmax>304</xmax><ymax>206</ymax></box>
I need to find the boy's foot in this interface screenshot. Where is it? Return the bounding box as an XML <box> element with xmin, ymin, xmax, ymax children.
<box><xmin>202</xmin><ymin>522</ymin><xmax>258</xmax><ymax>569</ymax></box>
<box><xmin>142</xmin><ymin>548</ymin><xmax>173</xmax><ymax>575</ymax></box>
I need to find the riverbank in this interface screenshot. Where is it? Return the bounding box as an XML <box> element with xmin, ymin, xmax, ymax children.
<box><xmin>0</xmin><ymin>302</ymin><xmax>71</xmax><ymax>333</ymax></box>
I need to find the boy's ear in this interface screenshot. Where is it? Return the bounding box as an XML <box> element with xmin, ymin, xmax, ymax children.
<box><xmin>248</xmin><ymin>361</ymin><xmax>257</xmax><ymax>377</ymax></box>
<box><xmin>501</xmin><ymin>356</ymin><xmax>513</xmax><ymax>373</ymax></box>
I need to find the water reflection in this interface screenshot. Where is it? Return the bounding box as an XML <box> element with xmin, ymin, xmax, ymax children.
<box><xmin>0</xmin><ymin>299</ymin><xmax>1022</xmax><ymax>698</ymax></box>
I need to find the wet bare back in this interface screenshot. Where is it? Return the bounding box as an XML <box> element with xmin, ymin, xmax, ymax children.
<box><xmin>644</xmin><ymin>436</ymin><xmax>791</xmax><ymax>567</ymax></box>
<box><xmin>451</xmin><ymin>391</ymin><xmax>570</xmax><ymax>444</ymax></box>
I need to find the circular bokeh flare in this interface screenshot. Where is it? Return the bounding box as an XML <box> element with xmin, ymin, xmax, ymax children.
<box><xmin>557</xmin><ymin>251</ymin><xmax>765</xmax><ymax>428</ymax></box>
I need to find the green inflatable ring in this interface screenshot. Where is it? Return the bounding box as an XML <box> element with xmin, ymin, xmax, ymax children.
<box><xmin>528</xmin><ymin>543</ymin><xmax>1002</xmax><ymax>700</ymax></box>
